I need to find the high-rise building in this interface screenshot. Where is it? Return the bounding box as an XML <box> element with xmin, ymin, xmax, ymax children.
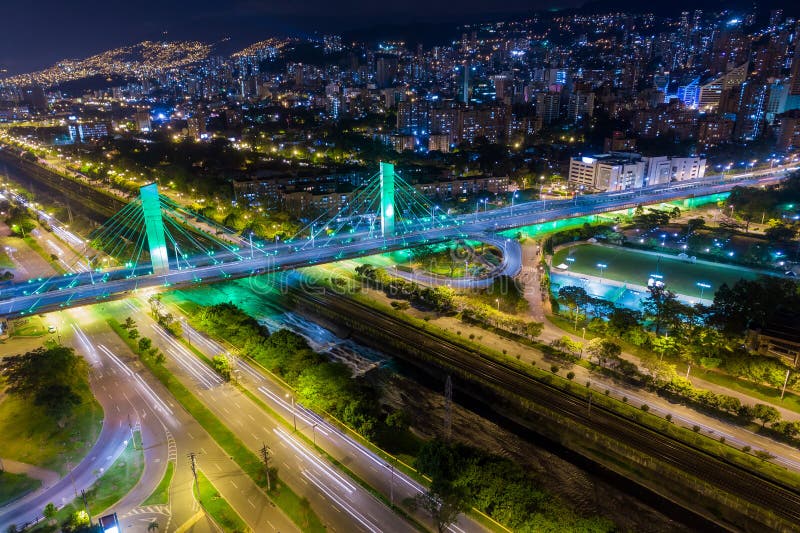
<box><xmin>790</xmin><ymin>40</ymin><xmax>800</xmax><ymax>97</ymax></box>
<box><xmin>776</xmin><ymin>110</ymin><xmax>800</xmax><ymax>151</ymax></box>
<box><xmin>698</xmin><ymin>62</ymin><xmax>749</xmax><ymax>110</ymax></box>
<box><xmin>567</xmin><ymin>91</ymin><xmax>595</xmax><ymax>123</ymax></box>
<box><xmin>135</xmin><ymin>108</ymin><xmax>151</xmax><ymax>132</ymax></box>
<box><xmin>68</xmin><ymin>121</ymin><xmax>109</xmax><ymax>143</ymax></box>
<box><xmin>187</xmin><ymin>113</ymin><xmax>207</xmax><ymax>140</ymax></box>
<box><xmin>375</xmin><ymin>55</ymin><xmax>398</xmax><ymax>88</ymax></box>
<box><xmin>535</xmin><ymin>92</ymin><xmax>560</xmax><ymax>126</ymax></box>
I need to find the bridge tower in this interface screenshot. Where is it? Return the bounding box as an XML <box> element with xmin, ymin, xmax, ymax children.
<box><xmin>379</xmin><ymin>162</ymin><xmax>395</xmax><ymax>237</ymax></box>
<box><xmin>140</xmin><ymin>183</ymin><xmax>170</xmax><ymax>274</ymax></box>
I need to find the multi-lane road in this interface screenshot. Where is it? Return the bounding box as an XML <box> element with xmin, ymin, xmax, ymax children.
<box><xmin>116</xmin><ymin>296</ymin><xmax>483</xmax><ymax>533</ymax></box>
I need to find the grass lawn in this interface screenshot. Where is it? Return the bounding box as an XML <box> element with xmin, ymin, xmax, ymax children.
<box><xmin>697</xmin><ymin>368</ymin><xmax>800</xmax><ymax>415</ymax></box>
<box><xmin>0</xmin><ymin>383</ymin><xmax>103</xmax><ymax>474</ymax></box>
<box><xmin>23</xmin><ymin>236</ymin><xmax>66</xmax><ymax>275</ymax></box>
<box><xmin>553</xmin><ymin>243</ymin><xmax>762</xmax><ymax>298</ymax></box>
<box><xmin>8</xmin><ymin>316</ymin><xmax>47</xmax><ymax>337</ymax></box>
<box><xmin>0</xmin><ymin>248</ymin><xmax>13</xmax><ymax>268</ymax></box>
<box><xmin>142</xmin><ymin>460</ymin><xmax>174</xmax><ymax>506</ymax></box>
<box><xmin>194</xmin><ymin>469</ymin><xmax>250</xmax><ymax>532</ymax></box>
<box><xmin>29</xmin><ymin>435</ymin><xmax>145</xmax><ymax>532</ymax></box>
<box><xmin>0</xmin><ymin>471</ymin><xmax>41</xmax><ymax>506</ymax></box>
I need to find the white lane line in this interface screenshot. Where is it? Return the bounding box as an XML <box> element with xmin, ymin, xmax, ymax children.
<box><xmin>303</xmin><ymin>470</ymin><xmax>380</xmax><ymax>533</ymax></box>
<box><xmin>274</xmin><ymin>427</ymin><xmax>355</xmax><ymax>494</ymax></box>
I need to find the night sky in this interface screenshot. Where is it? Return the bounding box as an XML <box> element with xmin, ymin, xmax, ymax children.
<box><xmin>1</xmin><ymin>0</ymin><xmax>580</xmax><ymax>75</ymax></box>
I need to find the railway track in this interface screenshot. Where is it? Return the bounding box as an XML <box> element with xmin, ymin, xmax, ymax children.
<box><xmin>299</xmin><ymin>289</ymin><xmax>800</xmax><ymax>526</ymax></box>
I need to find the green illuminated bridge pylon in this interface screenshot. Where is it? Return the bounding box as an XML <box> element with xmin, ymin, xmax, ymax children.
<box><xmin>140</xmin><ymin>183</ymin><xmax>170</xmax><ymax>274</ymax></box>
<box><xmin>380</xmin><ymin>161</ymin><xmax>395</xmax><ymax>237</ymax></box>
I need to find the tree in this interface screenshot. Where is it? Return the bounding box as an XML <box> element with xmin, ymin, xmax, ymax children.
<box><xmin>752</xmin><ymin>403</ymin><xmax>781</xmax><ymax>428</ymax></box>
<box><xmin>764</xmin><ymin>223</ymin><xmax>797</xmax><ymax>243</ymax></box>
<box><xmin>607</xmin><ymin>307</ymin><xmax>642</xmax><ymax>335</ymax></box>
<box><xmin>147</xmin><ymin>520</ymin><xmax>160</xmax><ymax>532</ymax></box>
<box><xmin>687</xmin><ymin>218</ymin><xmax>705</xmax><ymax>233</ymax></box>
<box><xmin>43</xmin><ymin>502</ymin><xmax>57</xmax><ymax>524</ymax></box>
<box><xmin>211</xmin><ymin>355</ymin><xmax>231</xmax><ymax>381</ymax></box>
<box><xmin>128</xmin><ymin>328</ymin><xmax>140</xmax><ymax>340</ymax></box>
<box><xmin>557</xmin><ymin>286</ymin><xmax>589</xmax><ymax>319</ymax></box>
<box><xmin>0</xmin><ymin>346</ymin><xmax>87</xmax><ymax>417</ymax></box>
<box><xmin>138</xmin><ymin>337</ymin><xmax>152</xmax><ymax>353</ymax></box>
<box><xmin>525</xmin><ymin>321</ymin><xmax>543</xmax><ymax>339</ymax></box>
<box><xmin>122</xmin><ymin>316</ymin><xmax>136</xmax><ymax>329</ymax></box>
<box><xmin>642</xmin><ymin>285</ymin><xmax>687</xmax><ymax>336</ymax></box>
<box><xmin>414</xmin><ymin>490</ymin><xmax>466</xmax><ymax>533</ymax></box>
<box><xmin>585</xmin><ymin>338</ymin><xmax>622</xmax><ymax>367</ymax></box>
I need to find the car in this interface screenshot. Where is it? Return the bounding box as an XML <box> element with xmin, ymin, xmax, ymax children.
<box><xmin>47</xmin><ymin>325</ymin><xmax>56</xmax><ymax>333</ymax></box>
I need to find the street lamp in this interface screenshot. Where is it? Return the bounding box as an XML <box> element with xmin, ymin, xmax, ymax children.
<box><xmin>596</xmin><ymin>262</ymin><xmax>607</xmax><ymax>279</ymax></box>
<box><xmin>495</xmin><ymin>298</ymin><xmax>500</xmax><ymax>311</ymax></box>
<box><xmin>285</xmin><ymin>393</ymin><xmax>297</xmax><ymax>431</ymax></box>
<box><xmin>696</xmin><ymin>282</ymin><xmax>711</xmax><ymax>300</ymax></box>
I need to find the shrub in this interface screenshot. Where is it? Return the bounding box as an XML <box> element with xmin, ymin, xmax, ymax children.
<box><xmin>566</xmin><ymin>371</ymin><xmax>575</xmax><ymax>380</ymax></box>
<box><xmin>550</xmin><ymin>365</ymin><xmax>559</xmax><ymax>373</ymax></box>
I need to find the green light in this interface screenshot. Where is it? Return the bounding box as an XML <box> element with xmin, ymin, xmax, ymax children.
<box><xmin>380</xmin><ymin>162</ymin><xmax>395</xmax><ymax>237</ymax></box>
<box><xmin>140</xmin><ymin>183</ymin><xmax>170</xmax><ymax>274</ymax></box>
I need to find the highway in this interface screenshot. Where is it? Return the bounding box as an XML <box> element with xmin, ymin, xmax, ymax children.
<box><xmin>0</xmin><ymin>168</ymin><xmax>793</xmax><ymax>318</ymax></box>
<box><xmin>295</xmin><ymin>288</ymin><xmax>800</xmax><ymax>530</ymax></box>
<box><xmin>166</xmin><ymin>304</ymin><xmax>487</xmax><ymax>533</ymax></box>
<box><xmin>115</xmin><ymin>297</ymin><xmax>433</xmax><ymax>533</ymax></box>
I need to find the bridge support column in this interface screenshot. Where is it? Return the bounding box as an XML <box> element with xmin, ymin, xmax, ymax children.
<box><xmin>140</xmin><ymin>183</ymin><xmax>170</xmax><ymax>274</ymax></box>
<box><xmin>380</xmin><ymin>162</ymin><xmax>395</xmax><ymax>237</ymax></box>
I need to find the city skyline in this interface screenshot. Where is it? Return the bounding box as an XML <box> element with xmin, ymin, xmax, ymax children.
<box><xmin>1</xmin><ymin>2</ymin><xmax>800</xmax><ymax>532</ymax></box>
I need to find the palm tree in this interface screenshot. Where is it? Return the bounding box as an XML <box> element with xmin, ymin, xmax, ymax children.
<box><xmin>147</xmin><ymin>520</ymin><xmax>159</xmax><ymax>532</ymax></box>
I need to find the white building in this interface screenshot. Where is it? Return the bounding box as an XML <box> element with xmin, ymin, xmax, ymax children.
<box><xmin>568</xmin><ymin>152</ymin><xmax>706</xmax><ymax>192</ymax></box>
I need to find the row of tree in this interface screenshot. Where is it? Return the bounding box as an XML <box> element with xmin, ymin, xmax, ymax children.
<box><xmin>413</xmin><ymin>440</ymin><xmax>615</xmax><ymax>532</ymax></box>
<box><xmin>193</xmin><ymin>303</ymin><xmax>412</xmax><ymax>450</ymax></box>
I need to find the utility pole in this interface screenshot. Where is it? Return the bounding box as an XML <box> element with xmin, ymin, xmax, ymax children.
<box><xmin>444</xmin><ymin>375</ymin><xmax>453</xmax><ymax>441</ymax></box>
<box><xmin>80</xmin><ymin>489</ymin><xmax>92</xmax><ymax>526</ymax></box>
<box><xmin>781</xmin><ymin>369</ymin><xmax>791</xmax><ymax>400</ymax></box>
<box><xmin>259</xmin><ymin>443</ymin><xmax>272</xmax><ymax>491</ymax></box>
<box><xmin>388</xmin><ymin>461</ymin><xmax>395</xmax><ymax>505</ymax></box>
<box><xmin>187</xmin><ymin>452</ymin><xmax>198</xmax><ymax>492</ymax></box>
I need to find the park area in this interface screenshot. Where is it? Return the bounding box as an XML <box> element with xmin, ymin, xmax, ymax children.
<box><xmin>553</xmin><ymin>243</ymin><xmax>766</xmax><ymax>299</ymax></box>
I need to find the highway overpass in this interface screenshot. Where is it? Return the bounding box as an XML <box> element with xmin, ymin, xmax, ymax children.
<box><xmin>0</xmin><ymin>168</ymin><xmax>792</xmax><ymax>318</ymax></box>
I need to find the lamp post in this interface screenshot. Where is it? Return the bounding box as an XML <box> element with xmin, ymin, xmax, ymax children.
<box><xmin>511</xmin><ymin>192</ymin><xmax>518</xmax><ymax>214</ymax></box>
<box><xmin>696</xmin><ymin>282</ymin><xmax>711</xmax><ymax>300</ymax></box>
<box><xmin>495</xmin><ymin>298</ymin><xmax>500</xmax><ymax>311</ymax></box>
<box><xmin>596</xmin><ymin>262</ymin><xmax>607</xmax><ymax>280</ymax></box>
<box><xmin>285</xmin><ymin>393</ymin><xmax>297</xmax><ymax>431</ymax></box>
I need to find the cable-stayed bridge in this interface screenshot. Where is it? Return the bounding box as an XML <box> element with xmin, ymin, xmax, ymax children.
<box><xmin>0</xmin><ymin>162</ymin><xmax>793</xmax><ymax>318</ymax></box>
